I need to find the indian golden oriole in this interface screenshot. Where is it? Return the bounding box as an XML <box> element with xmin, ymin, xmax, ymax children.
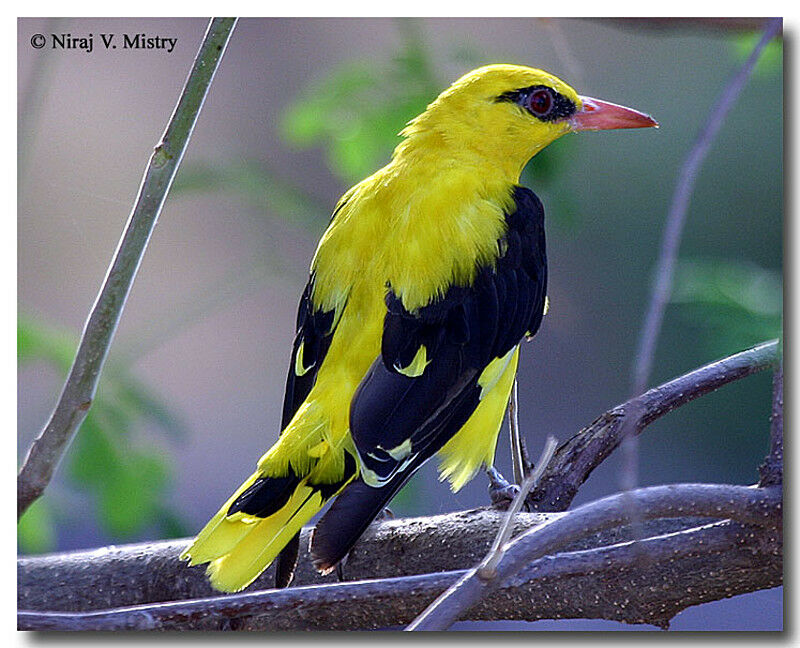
<box><xmin>180</xmin><ymin>64</ymin><xmax>657</xmax><ymax>592</ymax></box>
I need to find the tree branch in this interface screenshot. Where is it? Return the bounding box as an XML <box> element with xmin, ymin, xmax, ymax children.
<box><xmin>407</xmin><ymin>484</ymin><xmax>781</xmax><ymax>631</ymax></box>
<box><xmin>18</xmin><ymin>485</ymin><xmax>781</xmax><ymax>631</ymax></box>
<box><xmin>621</xmin><ymin>16</ymin><xmax>782</xmax><ymax>503</ymax></box>
<box><xmin>18</xmin><ymin>343</ymin><xmax>782</xmax><ymax>630</ymax></box>
<box><xmin>598</xmin><ymin>17</ymin><xmax>783</xmax><ymax>34</ymax></box>
<box><xmin>17</xmin><ymin>18</ymin><xmax>238</xmax><ymax>519</ymax></box>
<box><xmin>528</xmin><ymin>339</ymin><xmax>779</xmax><ymax>512</ymax></box>
<box><xmin>631</xmin><ymin>17</ymin><xmax>781</xmax><ymax>397</ymax></box>
<box><xmin>759</xmin><ymin>361</ymin><xmax>783</xmax><ymax>487</ymax></box>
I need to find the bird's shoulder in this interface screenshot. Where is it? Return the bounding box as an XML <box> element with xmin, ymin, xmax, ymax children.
<box><xmin>382</xmin><ymin>184</ymin><xmax>547</xmax><ymax>373</ymax></box>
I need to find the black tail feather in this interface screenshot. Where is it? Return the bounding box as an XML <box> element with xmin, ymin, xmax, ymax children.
<box><xmin>275</xmin><ymin>532</ymin><xmax>300</xmax><ymax>588</ymax></box>
<box><xmin>310</xmin><ymin>477</ymin><xmax>407</xmax><ymax>573</ymax></box>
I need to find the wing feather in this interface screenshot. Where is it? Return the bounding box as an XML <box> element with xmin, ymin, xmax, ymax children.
<box><xmin>351</xmin><ymin>186</ymin><xmax>548</xmax><ymax>486</ymax></box>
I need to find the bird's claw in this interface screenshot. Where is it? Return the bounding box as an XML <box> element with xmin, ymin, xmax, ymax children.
<box><xmin>487</xmin><ymin>466</ymin><xmax>521</xmax><ymax>510</ymax></box>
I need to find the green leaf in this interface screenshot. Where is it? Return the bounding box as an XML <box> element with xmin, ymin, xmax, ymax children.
<box><xmin>156</xmin><ymin>505</ymin><xmax>193</xmax><ymax>539</ymax></box>
<box><xmin>67</xmin><ymin>414</ymin><xmax>121</xmax><ymax>487</ymax></box>
<box><xmin>672</xmin><ymin>258</ymin><xmax>783</xmax><ymax>355</ymax></box>
<box><xmin>731</xmin><ymin>31</ymin><xmax>782</xmax><ymax>76</ymax></box>
<box><xmin>98</xmin><ymin>451</ymin><xmax>168</xmax><ymax>538</ymax></box>
<box><xmin>19</xmin><ymin>310</ymin><xmax>188</xmax><ymax>541</ymax></box>
<box><xmin>672</xmin><ymin>259</ymin><xmax>782</xmax><ymax>316</ymax></box>
<box><xmin>278</xmin><ymin>25</ymin><xmax>441</xmax><ymax>184</ymax></box>
<box><xmin>18</xmin><ymin>497</ymin><xmax>56</xmax><ymax>554</ymax></box>
<box><xmin>115</xmin><ymin>376</ymin><xmax>189</xmax><ymax>439</ymax></box>
<box><xmin>18</xmin><ymin>315</ymin><xmax>75</xmax><ymax>371</ymax></box>
<box><xmin>173</xmin><ymin>161</ymin><xmax>327</xmax><ymax>230</ymax></box>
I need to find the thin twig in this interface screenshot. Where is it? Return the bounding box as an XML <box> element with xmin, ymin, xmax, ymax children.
<box><xmin>18</xmin><ymin>17</ymin><xmax>64</xmax><ymax>193</ymax></box>
<box><xmin>507</xmin><ymin>380</ymin><xmax>524</xmax><ymax>484</ymax></box>
<box><xmin>624</xmin><ymin>16</ymin><xmax>782</xmax><ymax>507</ymax></box>
<box><xmin>631</xmin><ymin>17</ymin><xmax>781</xmax><ymax>397</ymax></box>
<box><xmin>479</xmin><ymin>436</ymin><xmax>557</xmax><ymax>578</ymax></box>
<box><xmin>540</xmin><ymin>18</ymin><xmax>585</xmax><ymax>90</ymax></box>
<box><xmin>17</xmin><ymin>18</ymin><xmax>238</xmax><ymax>519</ymax></box>
<box><xmin>406</xmin><ymin>483</ymin><xmax>780</xmax><ymax>631</ymax></box>
<box><xmin>529</xmin><ymin>339</ymin><xmax>779</xmax><ymax>511</ymax></box>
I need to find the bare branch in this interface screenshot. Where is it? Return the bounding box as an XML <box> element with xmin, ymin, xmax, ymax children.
<box><xmin>632</xmin><ymin>17</ymin><xmax>781</xmax><ymax>397</ymax></box>
<box><xmin>529</xmin><ymin>339</ymin><xmax>779</xmax><ymax>512</ymax></box>
<box><xmin>17</xmin><ymin>18</ymin><xmax>238</xmax><ymax>519</ymax></box>
<box><xmin>622</xmin><ymin>17</ymin><xmax>782</xmax><ymax>506</ymax></box>
<box><xmin>759</xmin><ymin>361</ymin><xmax>783</xmax><ymax>487</ymax></box>
<box><xmin>18</xmin><ymin>485</ymin><xmax>781</xmax><ymax>631</ymax></box>
<box><xmin>407</xmin><ymin>483</ymin><xmax>781</xmax><ymax>631</ymax></box>
<box><xmin>598</xmin><ymin>17</ymin><xmax>782</xmax><ymax>34</ymax></box>
<box><xmin>479</xmin><ymin>436</ymin><xmax>557</xmax><ymax>578</ymax></box>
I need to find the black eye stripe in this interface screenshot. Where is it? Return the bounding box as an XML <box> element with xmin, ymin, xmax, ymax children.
<box><xmin>495</xmin><ymin>85</ymin><xmax>577</xmax><ymax>122</ymax></box>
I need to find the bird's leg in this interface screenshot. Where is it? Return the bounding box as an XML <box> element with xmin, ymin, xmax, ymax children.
<box><xmin>334</xmin><ymin>507</ymin><xmax>395</xmax><ymax>582</ymax></box>
<box><xmin>518</xmin><ymin>434</ymin><xmax>535</xmax><ymax>478</ymax></box>
<box><xmin>486</xmin><ymin>465</ymin><xmax>520</xmax><ymax>510</ymax></box>
<box><xmin>508</xmin><ymin>380</ymin><xmax>524</xmax><ymax>484</ymax></box>
<box><xmin>507</xmin><ymin>379</ymin><xmax>536</xmax><ymax>482</ymax></box>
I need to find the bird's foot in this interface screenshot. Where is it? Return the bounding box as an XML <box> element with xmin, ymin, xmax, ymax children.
<box><xmin>487</xmin><ymin>466</ymin><xmax>521</xmax><ymax>510</ymax></box>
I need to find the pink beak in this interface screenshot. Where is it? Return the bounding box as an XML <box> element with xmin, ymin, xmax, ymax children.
<box><xmin>569</xmin><ymin>95</ymin><xmax>658</xmax><ymax>131</ymax></box>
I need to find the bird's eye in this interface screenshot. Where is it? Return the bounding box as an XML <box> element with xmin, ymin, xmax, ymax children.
<box><xmin>527</xmin><ymin>89</ymin><xmax>553</xmax><ymax>117</ymax></box>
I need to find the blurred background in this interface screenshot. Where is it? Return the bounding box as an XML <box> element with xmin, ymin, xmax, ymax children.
<box><xmin>17</xmin><ymin>17</ymin><xmax>782</xmax><ymax>630</ymax></box>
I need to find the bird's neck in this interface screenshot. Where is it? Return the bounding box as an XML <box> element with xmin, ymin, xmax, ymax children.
<box><xmin>392</xmin><ymin>126</ymin><xmax>530</xmax><ymax>185</ymax></box>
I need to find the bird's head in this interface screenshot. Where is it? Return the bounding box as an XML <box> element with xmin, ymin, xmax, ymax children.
<box><xmin>397</xmin><ymin>64</ymin><xmax>658</xmax><ymax>179</ymax></box>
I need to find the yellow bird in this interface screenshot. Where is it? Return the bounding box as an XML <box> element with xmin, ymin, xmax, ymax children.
<box><xmin>180</xmin><ymin>64</ymin><xmax>657</xmax><ymax>592</ymax></box>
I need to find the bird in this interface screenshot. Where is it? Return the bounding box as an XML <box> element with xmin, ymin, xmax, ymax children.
<box><xmin>180</xmin><ymin>63</ymin><xmax>657</xmax><ymax>593</ymax></box>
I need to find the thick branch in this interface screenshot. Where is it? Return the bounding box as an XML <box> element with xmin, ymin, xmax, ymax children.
<box><xmin>759</xmin><ymin>362</ymin><xmax>783</xmax><ymax>487</ymax></box>
<box><xmin>18</xmin><ymin>485</ymin><xmax>781</xmax><ymax>631</ymax></box>
<box><xmin>408</xmin><ymin>484</ymin><xmax>781</xmax><ymax>630</ymax></box>
<box><xmin>17</xmin><ymin>18</ymin><xmax>238</xmax><ymax>519</ymax></box>
<box><xmin>529</xmin><ymin>340</ymin><xmax>779</xmax><ymax>511</ymax></box>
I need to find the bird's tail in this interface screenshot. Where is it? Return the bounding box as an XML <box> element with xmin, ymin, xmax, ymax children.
<box><xmin>180</xmin><ymin>470</ymin><xmax>344</xmax><ymax>593</ymax></box>
<box><xmin>310</xmin><ymin>474</ymin><xmax>410</xmax><ymax>574</ymax></box>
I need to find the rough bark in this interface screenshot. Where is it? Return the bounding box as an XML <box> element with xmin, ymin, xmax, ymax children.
<box><xmin>19</xmin><ymin>498</ymin><xmax>781</xmax><ymax>631</ymax></box>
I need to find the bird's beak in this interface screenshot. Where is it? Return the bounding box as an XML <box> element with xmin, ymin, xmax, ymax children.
<box><xmin>569</xmin><ymin>96</ymin><xmax>658</xmax><ymax>131</ymax></box>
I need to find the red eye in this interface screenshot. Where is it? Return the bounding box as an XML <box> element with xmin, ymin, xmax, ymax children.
<box><xmin>528</xmin><ymin>89</ymin><xmax>553</xmax><ymax>117</ymax></box>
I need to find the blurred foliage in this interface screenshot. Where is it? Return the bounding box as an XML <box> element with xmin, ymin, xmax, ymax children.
<box><xmin>732</xmin><ymin>31</ymin><xmax>783</xmax><ymax>76</ymax></box>
<box><xmin>18</xmin><ymin>315</ymin><xmax>190</xmax><ymax>553</ymax></box>
<box><xmin>173</xmin><ymin>160</ymin><xmax>326</xmax><ymax>231</ymax></box>
<box><xmin>281</xmin><ymin>19</ymin><xmax>573</xmax><ymax>201</ymax></box>
<box><xmin>279</xmin><ymin>19</ymin><xmax>439</xmax><ymax>184</ymax></box>
<box><xmin>17</xmin><ymin>497</ymin><xmax>56</xmax><ymax>554</ymax></box>
<box><xmin>175</xmin><ymin>19</ymin><xmax>576</xmax><ymax>238</ymax></box>
<box><xmin>671</xmin><ymin>258</ymin><xmax>782</xmax><ymax>357</ymax></box>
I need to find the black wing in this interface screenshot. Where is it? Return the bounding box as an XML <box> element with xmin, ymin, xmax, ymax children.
<box><xmin>240</xmin><ymin>272</ymin><xmax>343</xmax><ymax>588</ymax></box>
<box><xmin>280</xmin><ymin>275</ymin><xmax>341</xmax><ymax>430</ymax></box>
<box><xmin>310</xmin><ymin>186</ymin><xmax>547</xmax><ymax>571</ymax></box>
<box><xmin>352</xmin><ymin>186</ymin><xmax>547</xmax><ymax>484</ymax></box>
